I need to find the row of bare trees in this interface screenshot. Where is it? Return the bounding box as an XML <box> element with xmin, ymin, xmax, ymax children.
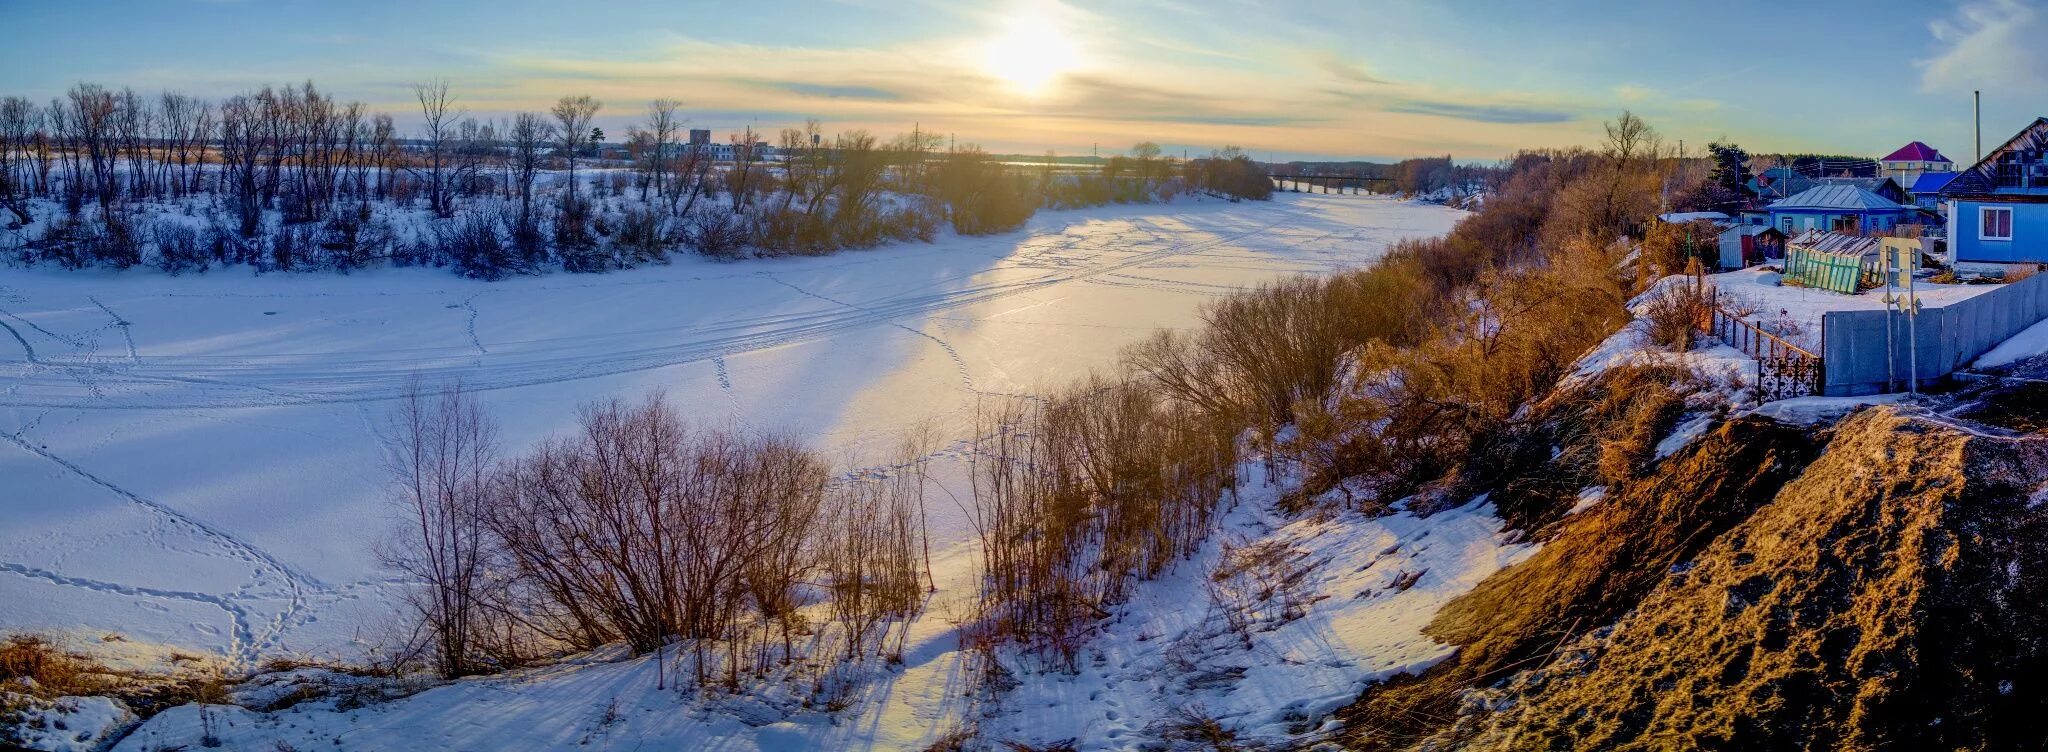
<box><xmin>6</xmin><ymin>79</ymin><xmax>1280</xmax><ymax>276</ymax></box>
<box><xmin>382</xmin><ymin>384</ymin><xmax>929</xmax><ymax>687</ymax></box>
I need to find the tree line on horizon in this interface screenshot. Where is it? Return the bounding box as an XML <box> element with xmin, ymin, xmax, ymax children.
<box><xmin>0</xmin><ymin>80</ymin><xmax>1279</xmax><ymax>278</ymax></box>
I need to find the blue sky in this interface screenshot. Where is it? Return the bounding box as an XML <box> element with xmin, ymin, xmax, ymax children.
<box><xmin>4</xmin><ymin>0</ymin><xmax>2045</xmax><ymax>162</ymax></box>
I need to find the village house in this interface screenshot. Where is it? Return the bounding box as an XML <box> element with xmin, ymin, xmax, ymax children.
<box><xmin>1909</xmin><ymin>171</ymin><xmax>1960</xmax><ymax>210</ymax></box>
<box><xmin>1940</xmin><ymin>118</ymin><xmax>2048</xmax><ymax>268</ymax></box>
<box><xmin>1814</xmin><ymin>176</ymin><xmax>1909</xmax><ymax>205</ymax></box>
<box><xmin>1878</xmin><ymin>141</ymin><xmax>1956</xmax><ymax>186</ymax></box>
<box><xmin>1767</xmin><ymin>183</ymin><xmax>1917</xmax><ymax>235</ymax></box>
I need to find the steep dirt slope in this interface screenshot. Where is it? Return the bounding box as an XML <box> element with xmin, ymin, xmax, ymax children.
<box><xmin>1432</xmin><ymin>407</ymin><xmax>2048</xmax><ymax>750</ymax></box>
<box><xmin>1335</xmin><ymin>416</ymin><xmax>1822</xmax><ymax>748</ymax></box>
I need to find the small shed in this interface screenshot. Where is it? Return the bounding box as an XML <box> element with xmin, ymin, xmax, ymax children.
<box><xmin>1718</xmin><ymin>225</ymin><xmax>1786</xmax><ymax>269</ymax></box>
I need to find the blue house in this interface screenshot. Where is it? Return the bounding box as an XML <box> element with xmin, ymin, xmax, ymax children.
<box><xmin>1909</xmin><ymin>171</ymin><xmax>1960</xmax><ymax>209</ymax></box>
<box><xmin>1940</xmin><ymin>117</ymin><xmax>2048</xmax><ymax>265</ymax></box>
<box><xmin>1767</xmin><ymin>184</ymin><xmax>1917</xmax><ymax>235</ymax></box>
<box><xmin>1814</xmin><ymin>176</ymin><xmax>1909</xmax><ymax>205</ymax></box>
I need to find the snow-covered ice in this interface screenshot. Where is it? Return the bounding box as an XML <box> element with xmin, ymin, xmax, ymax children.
<box><xmin>1</xmin><ymin>193</ymin><xmax>1460</xmax><ymax>666</ymax></box>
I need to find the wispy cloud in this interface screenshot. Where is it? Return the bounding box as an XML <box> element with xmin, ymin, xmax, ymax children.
<box><xmin>765</xmin><ymin>82</ymin><xmax>906</xmax><ymax>101</ymax></box>
<box><xmin>1313</xmin><ymin>53</ymin><xmax>1390</xmax><ymax>86</ymax></box>
<box><xmin>1919</xmin><ymin>0</ymin><xmax>2048</xmax><ymax>95</ymax></box>
<box><xmin>1382</xmin><ymin>99</ymin><xmax>1574</xmax><ymax>125</ymax></box>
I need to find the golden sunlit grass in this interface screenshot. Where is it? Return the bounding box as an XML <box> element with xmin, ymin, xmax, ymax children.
<box><xmin>981</xmin><ymin>9</ymin><xmax>1082</xmax><ymax>95</ymax></box>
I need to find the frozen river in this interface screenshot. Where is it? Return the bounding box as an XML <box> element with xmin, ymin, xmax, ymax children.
<box><xmin>0</xmin><ymin>193</ymin><xmax>1460</xmax><ymax>661</ymax></box>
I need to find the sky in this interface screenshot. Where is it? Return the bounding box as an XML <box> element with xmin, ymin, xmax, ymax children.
<box><xmin>3</xmin><ymin>0</ymin><xmax>2046</xmax><ymax>163</ymax></box>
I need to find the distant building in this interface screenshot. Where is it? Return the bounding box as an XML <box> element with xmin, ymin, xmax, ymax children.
<box><xmin>1748</xmin><ymin>166</ymin><xmax>1814</xmax><ymax>201</ymax></box>
<box><xmin>689</xmin><ymin>129</ymin><xmax>711</xmax><ymax>146</ymax></box>
<box><xmin>1879</xmin><ymin>141</ymin><xmax>1955</xmax><ymax>186</ymax></box>
<box><xmin>1767</xmin><ymin>184</ymin><xmax>1917</xmax><ymax>235</ymax></box>
<box><xmin>1940</xmin><ymin>117</ymin><xmax>2048</xmax><ymax>265</ymax></box>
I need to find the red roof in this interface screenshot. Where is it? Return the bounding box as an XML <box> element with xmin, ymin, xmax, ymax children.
<box><xmin>1882</xmin><ymin>141</ymin><xmax>1950</xmax><ymax>163</ymax></box>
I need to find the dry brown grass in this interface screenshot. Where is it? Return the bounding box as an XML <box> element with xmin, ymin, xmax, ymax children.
<box><xmin>0</xmin><ymin>635</ymin><xmax>118</xmax><ymax>697</ymax></box>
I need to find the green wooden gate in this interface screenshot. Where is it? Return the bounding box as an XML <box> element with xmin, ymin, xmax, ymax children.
<box><xmin>1784</xmin><ymin>247</ymin><xmax>1868</xmax><ymax>294</ymax></box>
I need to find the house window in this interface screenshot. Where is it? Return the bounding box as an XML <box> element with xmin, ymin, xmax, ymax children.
<box><xmin>1781</xmin><ymin>216</ymin><xmax>1794</xmax><ymax>234</ymax></box>
<box><xmin>1982</xmin><ymin>206</ymin><xmax>2014</xmax><ymax>241</ymax></box>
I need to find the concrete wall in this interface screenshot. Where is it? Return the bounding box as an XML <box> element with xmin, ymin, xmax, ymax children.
<box><xmin>1822</xmin><ymin>271</ymin><xmax>2048</xmax><ymax>395</ymax></box>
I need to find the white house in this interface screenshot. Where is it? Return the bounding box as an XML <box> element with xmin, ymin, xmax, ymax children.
<box><xmin>1879</xmin><ymin>141</ymin><xmax>1956</xmax><ymax>187</ymax></box>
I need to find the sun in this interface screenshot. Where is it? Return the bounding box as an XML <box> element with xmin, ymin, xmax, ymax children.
<box><xmin>982</xmin><ymin>11</ymin><xmax>1081</xmax><ymax>95</ymax></box>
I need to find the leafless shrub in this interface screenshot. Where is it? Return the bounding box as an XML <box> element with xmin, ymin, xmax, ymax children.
<box><xmin>615</xmin><ymin>206</ymin><xmax>672</xmax><ymax>264</ymax></box>
<box><xmin>822</xmin><ymin>466</ymin><xmax>926</xmax><ymax>662</ymax></box>
<box><xmin>684</xmin><ymin>205</ymin><xmax>749</xmax><ymax>260</ymax></box>
<box><xmin>484</xmin><ymin>397</ymin><xmax>834</xmax><ymax>685</ymax></box>
<box><xmin>969</xmin><ymin>376</ymin><xmax>1238</xmax><ymax>669</ymax></box>
<box><xmin>150</xmin><ymin>219</ymin><xmax>207</xmax><ymax>274</ymax></box>
<box><xmin>376</xmin><ymin>380</ymin><xmax>506</xmax><ymax>679</ymax></box>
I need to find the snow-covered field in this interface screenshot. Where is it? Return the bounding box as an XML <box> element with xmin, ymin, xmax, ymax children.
<box><xmin>2</xmin><ymin>193</ymin><xmax>1459</xmax><ymax>666</ymax></box>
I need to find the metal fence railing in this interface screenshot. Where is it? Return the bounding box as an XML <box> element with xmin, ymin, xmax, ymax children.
<box><xmin>1693</xmin><ymin>281</ymin><xmax>1825</xmax><ymax>400</ymax></box>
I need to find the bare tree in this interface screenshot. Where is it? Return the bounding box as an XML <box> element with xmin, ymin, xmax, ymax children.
<box><xmin>217</xmin><ymin>93</ymin><xmax>266</xmax><ymax>237</ymax></box>
<box><xmin>550</xmin><ymin>94</ymin><xmax>601</xmax><ymax>207</ymax></box>
<box><xmin>0</xmin><ymin>96</ymin><xmax>35</xmax><ymax>223</ymax></box>
<box><xmin>638</xmin><ymin>99</ymin><xmax>680</xmax><ymax>202</ymax></box>
<box><xmin>379</xmin><ymin>380</ymin><xmax>500</xmax><ymax>679</ymax></box>
<box><xmin>412</xmin><ymin>80</ymin><xmax>462</xmax><ymax>218</ymax></box>
<box><xmin>1132</xmin><ymin>141</ymin><xmax>1163</xmax><ymax>190</ymax></box>
<box><xmin>507</xmin><ymin>112</ymin><xmax>555</xmax><ymax>254</ymax></box>
<box><xmin>726</xmin><ymin>125</ymin><xmax>760</xmax><ymax>211</ymax></box>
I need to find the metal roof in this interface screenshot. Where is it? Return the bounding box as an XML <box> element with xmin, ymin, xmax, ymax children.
<box><xmin>1882</xmin><ymin>141</ymin><xmax>1951</xmax><ymax>163</ymax></box>
<box><xmin>1943</xmin><ymin>117</ymin><xmax>2048</xmax><ymax>196</ymax></box>
<box><xmin>1767</xmin><ymin>184</ymin><xmax>1909</xmax><ymax>211</ymax></box>
<box><xmin>1910</xmin><ymin>171</ymin><xmax>1960</xmax><ymax>194</ymax></box>
<box><xmin>1788</xmin><ymin>230</ymin><xmax>1881</xmax><ymax>256</ymax></box>
<box><xmin>1720</xmin><ymin>225</ymin><xmax>1782</xmax><ymax>239</ymax></box>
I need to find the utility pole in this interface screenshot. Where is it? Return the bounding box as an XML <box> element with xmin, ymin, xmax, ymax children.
<box><xmin>1976</xmin><ymin>90</ymin><xmax>1983</xmax><ymax>165</ymax></box>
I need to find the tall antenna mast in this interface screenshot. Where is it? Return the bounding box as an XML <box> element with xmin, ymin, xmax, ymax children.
<box><xmin>1976</xmin><ymin>90</ymin><xmax>1983</xmax><ymax>165</ymax></box>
